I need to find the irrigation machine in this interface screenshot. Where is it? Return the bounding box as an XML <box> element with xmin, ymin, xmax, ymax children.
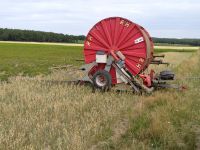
<box><xmin>72</xmin><ymin>17</ymin><xmax>179</xmax><ymax>94</ymax></box>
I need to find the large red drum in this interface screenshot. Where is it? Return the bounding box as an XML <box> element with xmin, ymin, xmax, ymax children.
<box><xmin>83</xmin><ymin>17</ymin><xmax>154</xmax><ymax>84</ymax></box>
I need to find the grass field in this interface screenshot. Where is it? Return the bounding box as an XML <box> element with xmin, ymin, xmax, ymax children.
<box><xmin>0</xmin><ymin>43</ymin><xmax>84</xmax><ymax>81</ymax></box>
<box><xmin>0</xmin><ymin>42</ymin><xmax>200</xmax><ymax>149</ymax></box>
<box><xmin>0</xmin><ymin>42</ymin><xmax>198</xmax><ymax>81</ymax></box>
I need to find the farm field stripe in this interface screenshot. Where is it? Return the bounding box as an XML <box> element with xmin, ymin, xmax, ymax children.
<box><xmin>0</xmin><ymin>41</ymin><xmax>199</xmax><ymax>50</ymax></box>
<box><xmin>0</xmin><ymin>41</ymin><xmax>84</xmax><ymax>47</ymax></box>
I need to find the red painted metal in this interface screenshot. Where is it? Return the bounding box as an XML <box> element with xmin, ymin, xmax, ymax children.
<box><xmin>83</xmin><ymin>17</ymin><xmax>154</xmax><ymax>84</ymax></box>
<box><xmin>139</xmin><ymin>74</ymin><xmax>152</xmax><ymax>87</ymax></box>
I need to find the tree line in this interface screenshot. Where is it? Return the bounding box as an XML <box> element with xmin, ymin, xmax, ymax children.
<box><xmin>153</xmin><ymin>37</ymin><xmax>200</xmax><ymax>46</ymax></box>
<box><xmin>0</xmin><ymin>28</ymin><xmax>85</xmax><ymax>43</ymax></box>
<box><xmin>0</xmin><ymin>28</ymin><xmax>200</xmax><ymax>46</ymax></box>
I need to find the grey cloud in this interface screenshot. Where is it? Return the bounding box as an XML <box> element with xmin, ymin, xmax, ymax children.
<box><xmin>0</xmin><ymin>0</ymin><xmax>199</xmax><ymax>38</ymax></box>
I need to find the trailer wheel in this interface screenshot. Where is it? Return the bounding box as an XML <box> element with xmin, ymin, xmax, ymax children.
<box><xmin>92</xmin><ymin>70</ymin><xmax>112</xmax><ymax>91</ymax></box>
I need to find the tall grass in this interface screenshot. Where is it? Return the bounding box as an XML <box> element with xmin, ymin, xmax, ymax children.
<box><xmin>0</xmin><ymin>70</ymin><xmax>140</xmax><ymax>149</ymax></box>
<box><xmin>99</xmin><ymin>51</ymin><xmax>200</xmax><ymax>149</ymax></box>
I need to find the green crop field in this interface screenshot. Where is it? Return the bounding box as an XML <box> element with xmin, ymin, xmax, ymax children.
<box><xmin>0</xmin><ymin>42</ymin><xmax>200</xmax><ymax>149</ymax></box>
<box><xmin>0</xmin><ymin>42</ymin><xmax>198</xmax><ymax>81</ymax></box>
<box><xmin>0</xmin><ymin>43</ymin><xmax>84</xmax><ymax>80</ymax></box>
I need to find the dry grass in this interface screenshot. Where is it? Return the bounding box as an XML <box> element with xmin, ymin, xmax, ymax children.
<box><xmin>0</xmin><ymin>70</ymin><xmax>139</xmax><ymax>149</ymax></box>
<box><xmin>154</xmin><ymin>45</ymin><xmax>199</xmax><ymax>50</ymax></box>
<box><xmin>149</xmin><ymin>52</ymin><xmax>193</xmax><ymax>73</ymax></box>
<box><xmin>0</xmin><ymin>51</ymin><xmax>200</xmax><ymax>149</ymax></box>
<box><xmin>109</xmin><ymin>51</ymin><xmax>200</xmax><ymax>149</ymax></box>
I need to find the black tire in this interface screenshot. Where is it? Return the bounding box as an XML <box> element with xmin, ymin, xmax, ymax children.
<box><xmin>92</xmin><ymin>70</ymin><xmax>112</xmax><ymax>91</ymax></box>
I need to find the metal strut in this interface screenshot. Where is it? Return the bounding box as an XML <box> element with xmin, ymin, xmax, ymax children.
<box><xmin>112</xmin><ymin>63</ymin><xmax>141</xmax><ymax>93</ymax></box>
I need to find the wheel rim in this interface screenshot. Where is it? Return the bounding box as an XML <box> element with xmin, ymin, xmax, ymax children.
<box><xmin>95</xmin><ymin>75</ymin><xmax>107</xmax><ymax>87</ymax></box>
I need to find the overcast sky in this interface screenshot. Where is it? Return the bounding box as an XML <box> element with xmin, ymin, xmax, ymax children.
<box><xmin>0</xmin><ymin>0</ymin><xmax>200</xmax><ymax>38</ymax></box>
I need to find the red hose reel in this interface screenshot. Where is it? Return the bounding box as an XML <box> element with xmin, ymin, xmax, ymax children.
<box><xmin>79</xmin><ymin>17</ymin><xmax>175</xmax><ymax>93</ymax></box>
